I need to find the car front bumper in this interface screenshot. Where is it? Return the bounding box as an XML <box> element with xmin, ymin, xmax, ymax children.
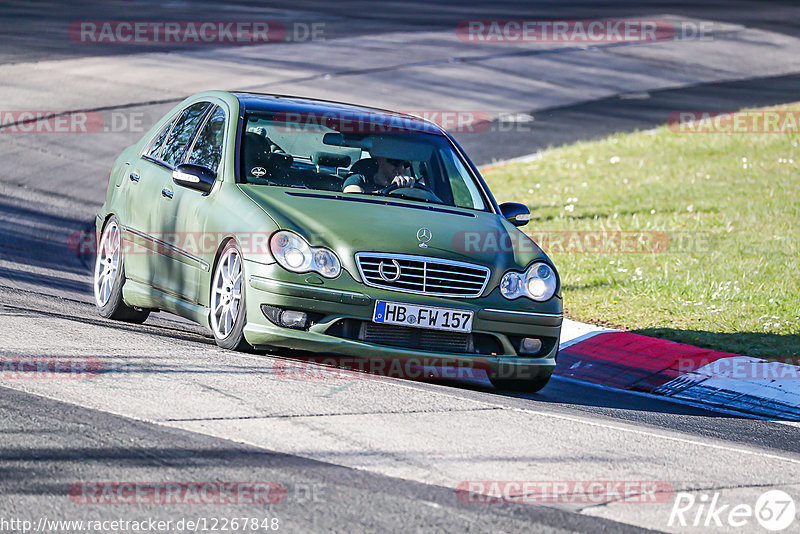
<box><xmin>242</xmin><ymin>260</ymin><xmax>562</xmax><ymax>380</ymax></box>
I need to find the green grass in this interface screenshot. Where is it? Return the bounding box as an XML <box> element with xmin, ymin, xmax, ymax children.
<box><xmin>483</xmin><ymin>105</ymin><xmax>800</xmax><ymax>360</ymax></box>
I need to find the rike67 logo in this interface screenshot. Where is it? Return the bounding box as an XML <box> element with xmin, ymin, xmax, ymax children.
<box><xmin>669</xmin><ymin>490</ymin><xmax>796</xmax><ymax>531</ymax></box>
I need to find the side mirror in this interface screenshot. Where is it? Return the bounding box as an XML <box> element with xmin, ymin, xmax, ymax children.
<box><xmin>173</xmin><ymin>163</ymin><xmax>215</xmax><ymax>194</ymax></box>
<box><xmin>322</xmin><ymin>132</ymin><xmax>345</xmax><ymax>146</ymax></box>
<box><xmin>499</xmin><ymin>202</ymin><xmax>531</xmax><ymax>227</ymax></box>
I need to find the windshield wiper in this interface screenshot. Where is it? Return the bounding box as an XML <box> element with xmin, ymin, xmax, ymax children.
<box><xmin>262</xmin><ymin>182</ymin><xmax>308</xmax><ymax>189</ymax></box>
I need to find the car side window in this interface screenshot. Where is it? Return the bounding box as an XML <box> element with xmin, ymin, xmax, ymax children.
<box><xmin>146</xmin><ymin>117</ymin><xmax>176</xmax><ymax>159</ymax></box>
<box><xmin>160</xmin><ymin>102</ymin><xmax>211</xmax><ymax>167</ymax></box>
<box><xmin>438</xmin><ymin>150</ymin><xmax>486</xmax><ymax>211</ymax></box>
<box><xmin>186</xmin><ymin>106</ymin><xmax>226</xmax><ymax>173</ymax></box>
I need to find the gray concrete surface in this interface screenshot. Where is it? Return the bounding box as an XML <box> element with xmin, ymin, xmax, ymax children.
<box><xmin>2</xmin><ymin>1</ymin><xmax>800</xmax><ymax>532</ymax></box>
<box><xmin>3</xmin><ymin>383</ymin><xmax>639</xmax><ymax>533</ymax></box>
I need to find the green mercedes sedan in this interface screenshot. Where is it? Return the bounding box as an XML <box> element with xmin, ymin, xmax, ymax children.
<box><xmin>94</xmin><ymin>90</ymin><xmax>562</xmax><ymax>391</ymax></box>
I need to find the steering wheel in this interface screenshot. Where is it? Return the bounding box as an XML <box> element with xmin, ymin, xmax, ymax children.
<box><xmin>378</xmin><ymin>182</ymin><xmax>443</xmax><ymax>203</ymax></box>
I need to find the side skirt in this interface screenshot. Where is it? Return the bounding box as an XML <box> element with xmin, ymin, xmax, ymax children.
<box><xmin>122</xmin><ymin>277</ymin><xmax>211</xmax><ymax>329</ymax></box>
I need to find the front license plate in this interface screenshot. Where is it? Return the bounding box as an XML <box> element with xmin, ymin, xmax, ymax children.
<box><xmin>372</xmin><ymin>301</ymin><xmax>473</xmax><ymax>333</ymax></box>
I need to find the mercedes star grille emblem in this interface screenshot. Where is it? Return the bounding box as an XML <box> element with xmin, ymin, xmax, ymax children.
<box><xmin>416</xmin><ymin>228</ymin><xmax>432</xmax><ymax>248</ymax></box>
<box><xmin>378</xmin><ymin>259</ymin><xmax>402</xmax><ymax>282</ymax></box>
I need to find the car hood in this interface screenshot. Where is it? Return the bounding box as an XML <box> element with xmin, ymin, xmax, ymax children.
<box><xmin>239</xmin><ymin>185</ymin><xmax>550</xmax><ymax>284</ymax></box>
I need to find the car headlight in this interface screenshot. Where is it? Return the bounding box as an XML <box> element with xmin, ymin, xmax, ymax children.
<box><xmin>270</xmin><ymin>230</ymin><xmax>341</xmax><ymax>278</ymax></box>
<box><xmin>500</xmin><ymin>262</ymin><xmax>557</xmax><ymax>301</ymax></box>
<box><xmin>313</xmin><ymin>249</ymin><xmax>341</xmax><ymax>278</ymax></box>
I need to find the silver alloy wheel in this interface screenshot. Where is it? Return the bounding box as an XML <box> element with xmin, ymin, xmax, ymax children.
<box><xmin>94</xmin><ymin>221</ymin><xmax>121</xmax><ymax>307</ymax></box>
<box><xmin>210</xmin><ymin>246</ymin><xmax>243</xmax><ymax>339</ymax></box>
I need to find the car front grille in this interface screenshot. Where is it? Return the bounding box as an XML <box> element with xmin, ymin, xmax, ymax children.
<box><xmin>360</xmin><ymin>322</ymin><xmax>473</xmax><ymax>353</ymax></box>
<box><xmin>324</xmin><ymin>319</ymin><xmax>504</xmax><ymax>355</ymax></box>
<box><xmin>355</xmin><ymin>253</ymin><xmax>490</xmax><ymax>298</ymax></box>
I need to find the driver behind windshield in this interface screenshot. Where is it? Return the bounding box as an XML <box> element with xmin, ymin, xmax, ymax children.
<box><xmin>342</xmin><ymin>156</ymin><xmax>415</xmax><ymax>193</ymax></box>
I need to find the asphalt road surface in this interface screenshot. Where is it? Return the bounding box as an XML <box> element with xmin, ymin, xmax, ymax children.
<box><xmin>1</xmin><ymin>1</ymin><xmax>800</xmax><ymax>533</ymax></box>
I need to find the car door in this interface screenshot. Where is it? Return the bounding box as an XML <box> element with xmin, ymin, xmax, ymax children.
<box><xmin>156</xmin><ymin>104</ymin><xmax>227</xmax><ymax>305</ymax></box>
<box><xmin>122</xmin><ymin>114</ymin><xmax>177</xmax><ymax>283</ymax></box>
<box><xmin>134</xmin><ymin>101</ymin><xmax>212</xmax><ymax>294</ymax></box>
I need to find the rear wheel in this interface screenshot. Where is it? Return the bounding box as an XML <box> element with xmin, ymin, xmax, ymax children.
<box><xmin>210</xmin><ymin>241</ymin><xmax>250</xmax><ymax>351</ymax></box>
<box><xmin>94</xmin><ymin>216</ymin><xmax>150</xmax><ymax>323</ymax></box>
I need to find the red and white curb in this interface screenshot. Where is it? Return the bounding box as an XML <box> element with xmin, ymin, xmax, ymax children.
<box><xmin>481</xmin><ymin>160</ymin><xmax>798</xmax><ymax>419</ymax></box>
<box><xmin>557</xmin><ymin>321</ymin><xmax>800</xmax><ymax>420</ymax></box>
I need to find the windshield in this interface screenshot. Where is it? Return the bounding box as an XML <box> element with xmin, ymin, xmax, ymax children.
<box><xmin>239</xmin><ymin>111</ymin><xmax>489</xmax><ymax>212</ymax></box>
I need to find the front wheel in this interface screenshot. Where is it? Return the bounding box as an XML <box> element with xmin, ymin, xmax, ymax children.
<box><xmin>209</xmin><ymin>240</ymin><xmax>251</xmax><ymax>351</ymax></box>
<box><xmin>94</xmin><ymin>216</ymin><xmax>150</xmax><ymax>323</ymax></box>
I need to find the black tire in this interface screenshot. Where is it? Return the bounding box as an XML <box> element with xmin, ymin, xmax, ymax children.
<box><xmin>94</xmin><ymin>216</ymin><xmax>150</xmax><ymax>324</ymax></box>
<box><xmin>488</xmin><ymin>370</ymin><xmax>553</xmax><ymax>393</ymax></box>
<box><xmin>209</xmin><ymin>240</ymin><xmax>251</xmax><ymax>351</ymax></box>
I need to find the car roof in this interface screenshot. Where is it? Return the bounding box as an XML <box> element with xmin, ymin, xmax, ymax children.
<box><xmin>232</xmin><ymin>92</ymin><xmax>445</xmax><ymax>135</ymax></box>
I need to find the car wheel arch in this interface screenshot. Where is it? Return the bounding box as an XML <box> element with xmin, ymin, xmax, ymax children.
<box><xmin>98</xmin><ymin>212</ymin><xmax>121</xmax><ymax>247</ymax></box>
<box><xmin>208</xmin><ymin>235</ymin><xmax>244</xmax><ymax>301</ymax></box>
<box><xmin>210</xmin><ymin>235</ymin><xmax>241</xmax><ymax>267</ymax></box>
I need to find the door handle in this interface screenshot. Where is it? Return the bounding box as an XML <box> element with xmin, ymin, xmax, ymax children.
<box><xmin>161</xmin><ymin>188</ymin><xmax>173</xmax><ymax>199</ymax></box>
<box><xmin>129</xmin><ymin>172</ymin><xmax>140</xmax><ymax>182</ymax></box>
